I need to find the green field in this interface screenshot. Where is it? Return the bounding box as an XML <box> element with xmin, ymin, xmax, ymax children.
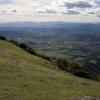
<box><xmin>0</xmin><ymin>40</ymin><xmax>100</xmax><ymax>100</ymax></box>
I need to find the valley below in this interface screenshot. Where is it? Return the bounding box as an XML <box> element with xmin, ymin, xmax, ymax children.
<box><xmin>0</xmin><ymin>23</ymin><xmax>100</xmax><ymax>99</ymax></box>
<box><xmin>0</xmin><ymin>23</ymin><xmax>100</xmax><ymax>76</ymax></box>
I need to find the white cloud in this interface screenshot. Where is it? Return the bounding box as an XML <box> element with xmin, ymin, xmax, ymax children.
<box><xmin>38</xmin><ymin>9</ymin><xmax>57</xmax><ymax>14</ymax></box>
<box><xmin>97</xmin><ymin>14</ymin><xmax>100</xmax><ymax>17</ymax></box>
<box><xmin>0</xmin><ymin>0</ymin><xmax>100</xmax><ymax>23</ymax></box>
<box><xmin>0</xmin><ymin>8</ymin><xmax>18</xmax><ymax>14</ymax></box>
<box><xmin>11</xmin><ymin>9</ymin><xmax>17</xmax><ymax>13</ymax></box>
<box><xmin>85</xmin><ymin>8</ymin><xmax>100</xmax><ymax>17</ymax></box>
<box><xmin>33</xmin><ymin>4</ymin><xmax>40</xmax><ymax>7</ymax></box>
<box><xmin>64</xmin><ymin>1</ymin><xmax>93</xmax><ymax>9</ymax></box>
<box><xmin>63</xmin><ymin>10</ymin><xmax>80</xmax><ymax>15</ymax></box>
<box><xmin>0</xmin><ymin>9</ymin><xmax>6</xmax><ymax>13</ymax></box>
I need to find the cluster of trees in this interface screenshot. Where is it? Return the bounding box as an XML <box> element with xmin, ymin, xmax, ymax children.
<box><xmin>56</xmin><ymin>58</ymin><xmax>95</xmax><ymax>80</ymax></box>
<box><xmin>0</xmin><ymin>35</ymin><xmax>50</xmax><ymax>61</ymax></box>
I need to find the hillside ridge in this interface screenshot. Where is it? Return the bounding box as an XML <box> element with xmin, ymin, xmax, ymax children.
<box><xmin>0</xmin><ymin>39</ymin><xmax>100</xmax><ymax>100</ymax></box>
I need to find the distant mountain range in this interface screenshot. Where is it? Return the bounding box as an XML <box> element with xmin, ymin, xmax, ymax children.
<box><xmin>0</xmin><ymin>21</ymin><xmax>100</xmax><ymax>28</ymax></box>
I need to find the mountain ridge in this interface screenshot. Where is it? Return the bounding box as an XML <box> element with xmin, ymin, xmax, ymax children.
<box><xmin>0</xmin><ymin>21</ymin><xmax>100</xmax><ymax>28</ymax></box>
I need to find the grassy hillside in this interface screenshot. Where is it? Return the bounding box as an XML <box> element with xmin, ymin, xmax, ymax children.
<box><xmin>0</xmin><ymin>40</ymin><xmax>100</xmax><ymax>100</ymax></box>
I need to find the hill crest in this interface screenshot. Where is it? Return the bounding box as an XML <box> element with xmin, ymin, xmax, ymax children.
<box><xmin>0</xmin><ymin>38</ymin><xmax>100</xmax><ymax>99</ymax></box>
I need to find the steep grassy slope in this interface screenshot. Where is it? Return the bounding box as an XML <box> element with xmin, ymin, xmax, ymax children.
<box><xmin>0</xmin><ymin>40</ymin><xmax>100</xmax><ymax>100</ymax></box>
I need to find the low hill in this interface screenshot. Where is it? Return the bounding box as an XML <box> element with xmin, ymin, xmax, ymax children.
<box><xmin>0</xmin><ymin>40</ymin><xmax>100</xmax><ymax>100</ymax></box>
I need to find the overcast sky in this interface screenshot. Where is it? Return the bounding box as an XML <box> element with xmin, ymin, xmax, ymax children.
<box><xmin>0</xmin><ymin>0</ymin><xmax>100</xmax><ymax>23</ymax></box>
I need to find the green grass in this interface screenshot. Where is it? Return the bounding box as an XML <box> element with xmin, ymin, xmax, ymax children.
<box><xmin>0</xmin><ymin>40</ymin><xmax>100</xmax><ymax>100</ymax></box>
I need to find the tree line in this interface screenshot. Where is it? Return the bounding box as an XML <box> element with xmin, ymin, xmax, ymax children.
<box><xmin>56</xmin><ymin>58</ymin><xmax>96</xmax><ymax>80</ymax></box>
<box><xmin>0</xmin><ymin>35</ymin><xmax>50</xmax><ymax>61</ymax></box>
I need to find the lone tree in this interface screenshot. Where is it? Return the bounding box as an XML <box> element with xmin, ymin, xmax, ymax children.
<box><xmin>67</xmin><ymin>62</ymin><xmax>82</xmax><ymax>71</ymax></box>
<box><xmin>56</xmin><ymin>58</ymin><xmax>68</xmax><ymax>70</ymax></box>
<box><xmin>19</xmin><ymin>43</ymin><xmax>27</xmax><ymax>49</ymax></box>
<box><xmin>26</xmin><ymin>46</ymin><xmax>36</xmax><ymax>55</ymax></box>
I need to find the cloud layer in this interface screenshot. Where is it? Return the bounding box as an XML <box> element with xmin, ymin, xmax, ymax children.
<box><xmin>38</xmin><ymin>0</ymin><xmax>100</xmax><ymax>18</ymax></box>
<box><xmin>0</xmin><ymin>0</ymin><xmax>11</xmax><ymax>5</ymax></box>
<box><xmin>64</xmin><ymin>1</ymin><xmax>93</xmax><ymax>9</ymax></box>
<box><xmin>0</xmin><ymin>0</ymin><xmax>100</xmax><ymax>23</ymax></box>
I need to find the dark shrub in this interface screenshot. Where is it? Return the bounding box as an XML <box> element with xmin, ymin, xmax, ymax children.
<box><xmin>37</xmin><ymin>54</ymin><xmax>50</xmax><ymax>61</ymax></box>
<box><xmin>70</xmin><ymin>69</ymin><xmax>95</xmax><ymax>79</ymax></box>
<box><xmin>0</xmin><ymin>35</ymin><xmax>6</xmax><ymax>40</ymax></box>
<box><xmin>67</xmin><ymin>62</ymin><xmax>82</xmax><ymax>71</ymax></box>
<box><xmin>98</xmin><ymin>75</ymin><xmax>100</xmax><ymax>82</ymax></box>
<box><xmin>19</xmin><ymin>43</ymin><xmax>27</xmax><ymax>49</ymax></box>
<box><xmin>26</xmin><ymin>46</ymin><xmax>36</xmax><ymax>55</ymax></box>
<box><xmin>9</xmin><ymin>40</ymin><xmax>19</xmax><ymax>46</ymax></box>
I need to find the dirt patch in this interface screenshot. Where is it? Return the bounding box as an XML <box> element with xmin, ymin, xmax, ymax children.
<box><xmin>70</xmin><ymin>96</ymin><xmax>100</xmax><ymax>100</ymax></box>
